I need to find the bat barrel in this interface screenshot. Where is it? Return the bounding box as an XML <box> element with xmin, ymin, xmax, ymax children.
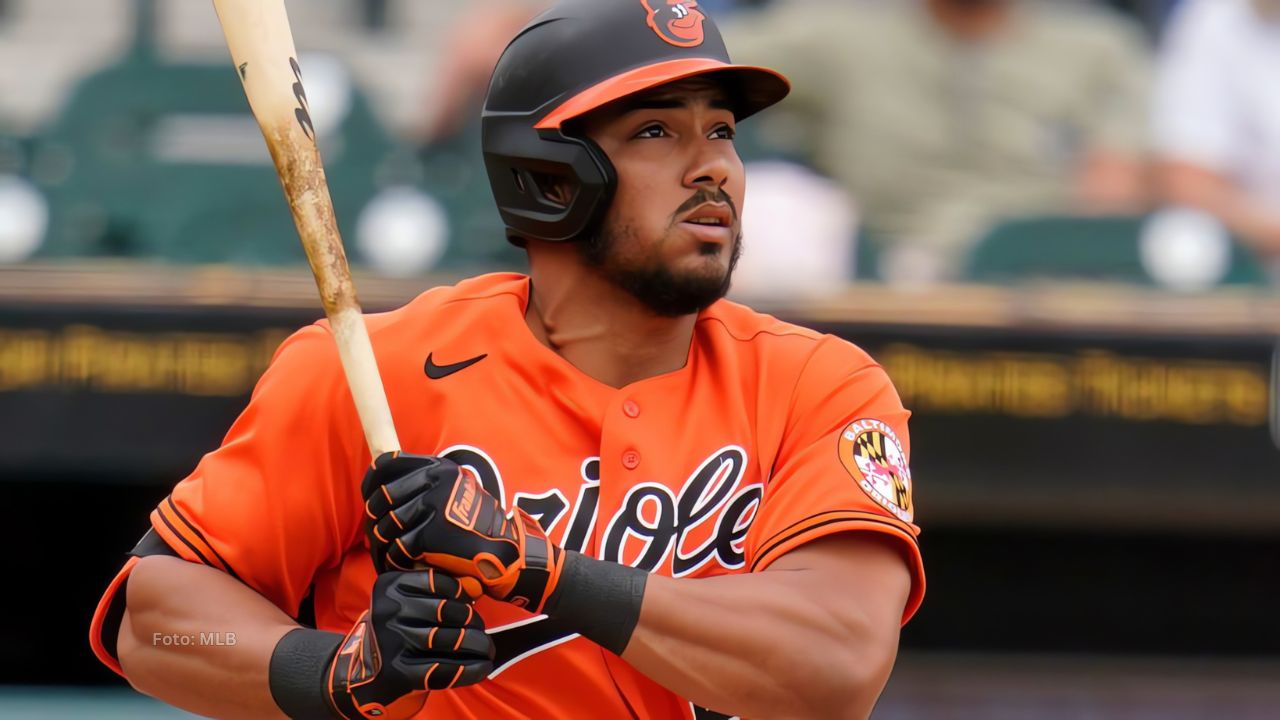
<box><xmin>214</xmin><ymin>0</ymin><xmax>401</xmax><ymax>457</ymax></box>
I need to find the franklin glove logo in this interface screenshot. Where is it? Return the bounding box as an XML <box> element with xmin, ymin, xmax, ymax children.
<box><xmin>446</xmin><ymin>471</ymin><xmax>481</xmax><ymax>528</ymax></box>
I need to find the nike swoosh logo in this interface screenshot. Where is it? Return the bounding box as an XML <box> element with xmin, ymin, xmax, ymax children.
<box><xmin>425</xmin><ymin>352</ymin><xmax>488</xmax><ymax>380</ymax></box>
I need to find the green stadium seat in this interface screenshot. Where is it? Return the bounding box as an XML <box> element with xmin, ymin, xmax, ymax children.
<box><xmin>964</xmin><ymin>215</ymin><xmax>1269</xmax><ymax>287</ymax></box>
<box><xmin>31</xmin><ymin>55</ymin><xmax>397</xmax><ymax>266</ymax></box>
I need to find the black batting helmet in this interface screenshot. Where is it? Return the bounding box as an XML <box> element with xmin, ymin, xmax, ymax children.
<box><xmin>481</xmin><ymin>0</ymin><xmax>789</xmax><ymax>245</ymax></box>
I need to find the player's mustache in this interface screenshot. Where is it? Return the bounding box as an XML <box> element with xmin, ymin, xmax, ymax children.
<box><xmin>670</xmin><ymin>188</ymin><xmax>738</xmax><ymax>225</ymax></box>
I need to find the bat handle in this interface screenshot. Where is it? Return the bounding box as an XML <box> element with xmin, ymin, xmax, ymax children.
<box><xmin>328</xmin><ymin>306</ymin><xmax>400</xmax><ymax>457</ymax></box>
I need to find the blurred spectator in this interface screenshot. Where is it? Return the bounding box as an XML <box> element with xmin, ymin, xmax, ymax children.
<box><xmin>418</xmin><ymin>0</ymin><xmax>549</xmax><ymax>145</ymax></box>
<box><xmin>727</xmin><ymin>0</ymin><xmax>1152</xmax><ymax>283</ymax></box>
<box><xmin>732</xmin><ymin>160</ymin><xmax>860</xmax><ymax>299</ymax></box>
<box><xmin>360</xmin><ymin>0</ymin><xmax>390</xmax><ymax>30</ymax></box>
<box><xmin>1153</xmin><ymin>0</ymin><xmax>1280</xmax><ymax>280</ymax></box>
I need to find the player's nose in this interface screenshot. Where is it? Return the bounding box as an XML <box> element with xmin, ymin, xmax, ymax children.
<box><xmin>683</xmin><ymin>144</ymin><xmax>735</xmax><ymax>192</ymax></box>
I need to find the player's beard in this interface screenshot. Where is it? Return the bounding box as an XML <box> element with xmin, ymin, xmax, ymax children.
<box><xmin>581</xmin><ymin>213</ymin><xmax>742</xmax><ymax>318</ymax></box>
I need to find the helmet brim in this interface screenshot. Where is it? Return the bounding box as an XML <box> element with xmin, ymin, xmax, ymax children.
<box><xmin>534</xmin><ymin>57</ymin><xmax>790</xmax><ymax>130</ymax></box>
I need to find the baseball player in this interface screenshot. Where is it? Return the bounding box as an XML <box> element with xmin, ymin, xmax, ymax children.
<box><xmin>90</xmin><ymin>1</ymin><xmax>925</xmax><ymax>718</ymax></box>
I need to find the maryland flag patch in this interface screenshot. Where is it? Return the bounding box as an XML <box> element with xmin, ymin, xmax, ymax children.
<box><xmin>838</xmin><ymin>419</ymin><xmax>913</xmax><ymax>522</ymax></box>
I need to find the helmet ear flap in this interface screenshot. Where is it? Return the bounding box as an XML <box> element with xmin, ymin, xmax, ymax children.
<box><xmin>483</xmin><ymin>119</ymin><xmax>616</xmax><ymax>244</ymax></box>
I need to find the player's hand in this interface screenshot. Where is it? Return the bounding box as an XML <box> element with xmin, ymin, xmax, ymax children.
<box><xmin>362</xmin><ymin>453</ymin><xmax>565</xmax><ymax>614</ymax></box>
<box><xmin>326</xmin><ymin>569</ymin><xmax>493</xmax><ymax>720</ymax></box>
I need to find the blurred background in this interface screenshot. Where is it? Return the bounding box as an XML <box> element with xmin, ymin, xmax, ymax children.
<box><xmin>1</xmin><ymin>0</ymin><xmax>1278</xmax><ymax>717</ymax></box>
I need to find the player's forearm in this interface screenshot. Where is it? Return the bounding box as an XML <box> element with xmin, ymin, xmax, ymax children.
<box><xmin>538</xmin><ymin>537</ymin><xmax>907</xmax><ymax>719</ymax></box>
<box><xmin>621</xmin><ymin>569</ymin><xmax>892</xmax><ymax>719</ymax></box>
<box><xmin>118</xmin><ymin>555</ymin><xmax>298</xmax><ymax>720</ymax></box>
<box><xmin>1157</xmin><ymin>160</ymin><xmax>1280</xmax><ymax>254</ymax></box>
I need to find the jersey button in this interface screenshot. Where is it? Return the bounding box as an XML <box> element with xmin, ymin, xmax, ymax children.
<box><xmin>622</xmin><ymin>400</ymin><xmax>641</xmax><ymax>418</ymax></box>
<box><xmin>622</xmin><ymin>450</ymin><xmax>641</xmax><ymax>469</ymax></box>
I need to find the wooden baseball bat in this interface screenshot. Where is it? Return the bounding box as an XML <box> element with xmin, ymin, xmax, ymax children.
<box><xmin>212</xmin><ymin>0</ymin><xmax>400</xmax><ymax>458</ymax></box>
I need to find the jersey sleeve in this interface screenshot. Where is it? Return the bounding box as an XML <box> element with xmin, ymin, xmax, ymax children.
<box><xmin>90</xmin><ymin>324</ymin><xmax>370</xmax><ymax>675</ymax></box>
<box><xmin>745</xmin><ymin>337</ymin><xmax>925</xmax><ymax>623</ymax></box>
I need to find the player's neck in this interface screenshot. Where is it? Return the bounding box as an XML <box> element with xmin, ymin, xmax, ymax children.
<box><xmin>523</xmin><ymin>249</ymin><xmax>698</xmax><ymax>389</ymax></box>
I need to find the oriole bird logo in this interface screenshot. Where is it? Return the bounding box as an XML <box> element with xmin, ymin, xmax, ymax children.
<box><xmin>640</xmin><ymin>0</ymin><xmax>706</xmax><ymax>48</ymax></box>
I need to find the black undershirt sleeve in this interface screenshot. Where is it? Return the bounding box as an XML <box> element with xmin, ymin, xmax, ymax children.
<box><xmin>99</xmin><ymin>529</ymin><xmax>182</xmax><ymax>660</ymax></box>
<box><xmin>130</xmin><ymin>527</ymin><xmax>180</xmax><ymax>559</ymax></box>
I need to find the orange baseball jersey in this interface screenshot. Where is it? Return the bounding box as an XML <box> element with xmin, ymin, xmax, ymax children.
<box><xmin>91</xmin><ymin>272</ymin><xmax>925</xmax><ymax>719</ymax></box>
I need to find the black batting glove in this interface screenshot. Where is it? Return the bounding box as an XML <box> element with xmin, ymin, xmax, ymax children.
<box><xmin>362</xmin><ymin>452</ymin><xmax>565</xmax><ymax>614</ymax></box>
<box><xmin>325</xmin><ymin>569</ymin><xmax>494</xmax><ymax>720</ymax></box>
<box><xmin>362</xmin><ymin>454</ymin><xmax>463</xmax><ymax>576</ymax></box>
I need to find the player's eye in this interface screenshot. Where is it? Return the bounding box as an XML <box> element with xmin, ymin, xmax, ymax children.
<box><xmin>709</xmin><ymin>124</ymin><xmax>735</xmax><ymax>141</ymax></box>
<box><xmin>635</xmin><ymin>124</ymin><xmax>668</xmax><ymax>139</ymax></box>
